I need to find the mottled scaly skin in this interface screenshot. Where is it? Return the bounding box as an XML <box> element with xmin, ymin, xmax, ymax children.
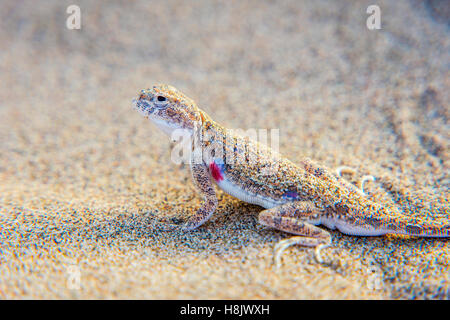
<box><xmin>132</xmin><ymin>84</ymin><xmax>449</xmax><ymax>264</ymax></box>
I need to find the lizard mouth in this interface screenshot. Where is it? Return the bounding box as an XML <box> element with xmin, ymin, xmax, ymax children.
<box><xmin>132</xmin><ymin>98</ymin><xmax>154</xmax><ymax>117</ymax></box>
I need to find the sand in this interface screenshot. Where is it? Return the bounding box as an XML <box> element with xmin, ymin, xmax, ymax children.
<box><xmin>0</xmin><ymin>0</ymin><xmax>448</xmax><ymax>299</ymax></box>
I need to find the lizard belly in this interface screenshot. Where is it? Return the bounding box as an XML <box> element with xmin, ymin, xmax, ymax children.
<box><xmin>215</xmin><ymin>177</ymin><xmax>282</xmax><ymax>209</ymax></box>
<box><xmin>313</xmin><ymin>217</ymin><xmax>389</xmax><ymax>236</ymax></box>
<box><xmin>208</xmin><ymin>162</ymin><xmax>282</xmax><ymax>209</ymax></box>
<box><xmin>333</xmin><ymin>220</ymin><xmax>389</xmax><ymax>236</ymax></box>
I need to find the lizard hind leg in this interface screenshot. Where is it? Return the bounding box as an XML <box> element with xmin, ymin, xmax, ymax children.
<box><xmin>301</xmin><ymin>158</ymin><xmax>365</xmax><ymax>196</ymax></box>
<box><xmin>258</xmin><ymin>201</ymin><xmax>332</xmax><ymax>268</ymax></box>
<box><xmin>335</xmin><ymin>165</ymin><xmax>376</xmax><ymax>195</ymax></box>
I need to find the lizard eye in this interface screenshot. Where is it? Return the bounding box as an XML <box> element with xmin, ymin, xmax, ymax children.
<box><xmin>157</xmin><ymin>96</ymin><xmax>166</xmax><ymax>102</ymax></box>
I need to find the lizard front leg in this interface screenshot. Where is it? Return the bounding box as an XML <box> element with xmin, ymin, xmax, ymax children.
<box><xmin>161</xmin><ymin>162</ymin><xmax>217</xmax><ymax>231</ymax></box>
<box><xmin>177</xmin><ymin>126</ymin><xmax>219</xmax><ymax>231</ymax></box>
<box><xmin>156</xmin><ymin>158</ymin><xmax>217</xmax><ymax>232</ymax></box>
<box><xmin>258</xmin><ymin>201</ymin><xmax>332</xmax><ymax>267</ymax></box>
<box><xmin>159</xmin><ymin>123</ymin><xmax>218</xmax><ymax>231</ymax></box>
<box><xmin>180</xmin><ymin>159</ymin><xmax>218</xmax><ymax>231</ymax></box>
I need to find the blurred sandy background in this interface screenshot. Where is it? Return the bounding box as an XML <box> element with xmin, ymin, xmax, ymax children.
<box><xmin>0</xmin><ymin>0</ymin><xmax>448</xmax><ymax>299</ymax></box>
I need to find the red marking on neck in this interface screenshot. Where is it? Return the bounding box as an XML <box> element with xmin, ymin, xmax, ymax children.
<box><xmin>209</xmin><ymin>162</ymin><xmax>224</xmax><ymax>182</ymax></box>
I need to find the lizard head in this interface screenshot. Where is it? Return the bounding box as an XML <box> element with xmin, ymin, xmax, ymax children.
<box><xmin>132</xmin><ymin>84</ymin><xmax>201</xmax><ymax>135</ymax></box>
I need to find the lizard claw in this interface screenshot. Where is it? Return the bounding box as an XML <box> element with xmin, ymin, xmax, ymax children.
<box><xmin>314</xmin><ymin>243</ymin><xmax>331</xmax><ymax>264</ymax></box>
<box><xmin>335</xmin><ymin>166</ymin><xmax>357</xmax><ymax>177</ymax></box>
<box><xmin>154</xmin><ymin>216</ymin><xmax>186</xmax><ymax>231</ymax></box>
<box><xmin>360</xmin><ymin>175</ymin><xmax>375</xmax><ymax>195</ymax></box>
<box><xmin>314</xmin><ymin>244</ymin><xmax>344</xmax><ymax>272</ymax></box>
<box><xmin>156</xmin><ymin>220</ymin><xmax>200</xmax><ymax>232</ymax></box>
<box><xmin>156</xmin><ymin>221</ymin><xmax>182</xmax><ymax>232</ymax></box>
<box><xmin>273</xmin><ymin>238</ymin><xmax>295</xmax><ymax>269</ymax></box>
<box><xmin>273</xmin><ymin>238</ymin><xmax>333</xmax><ymax>269</ymax></box>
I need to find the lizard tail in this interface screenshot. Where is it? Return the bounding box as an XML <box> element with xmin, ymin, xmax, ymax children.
<box><xmin>400</xmin><ymin>222</ymin><xmax>450</xmax><ymax>238</ymax></box>
<box><xmin>361</xmin><ymin>203</ymin><xmax>449</xmax><ymax>238</ymax></box>
<box><xmin>386</xmin><ymin>212</ymin><xmax>450</xmax><ymax>238</ymax></box>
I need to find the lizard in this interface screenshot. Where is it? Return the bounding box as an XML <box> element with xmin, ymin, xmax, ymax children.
<box><xmin>132</xmin><ymin>84</ymin><xmax>450</xmax><ymax>266</ymax></box>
